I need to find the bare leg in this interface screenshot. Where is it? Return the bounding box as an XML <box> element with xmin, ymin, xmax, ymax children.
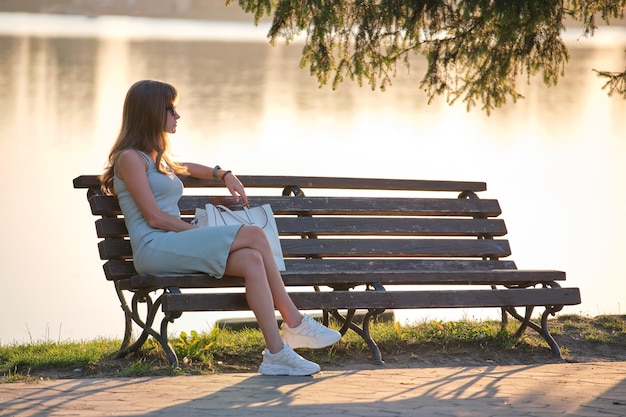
<box><xmin>224</xmin><ymin>226</ymin><xmax>303</xmax><ymax>353</ymax></box>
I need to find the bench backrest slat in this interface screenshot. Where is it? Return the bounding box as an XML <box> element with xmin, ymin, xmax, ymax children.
<box><xmin>281</xmin><ymin>239</ymin><xmax>511</xmax><ymax>258</ymax></box>
<box><xmin>96</xmin><ymin>217</ymin><xmax>507</xmax><ymax>238</ymax></box>
<box><xmin>89</xmin><ymin>195</ymin><xmax>502</xmax><ymax>217</ymax></box>
<box><xmin>98</xmin><ymin>238</ymin><xmax>511</xmax><ymax>260</ymax></box>
<box><xmin>74</xmin><ymin>175</ymin><xmax>487</xmax><ymax>192</ymax></box>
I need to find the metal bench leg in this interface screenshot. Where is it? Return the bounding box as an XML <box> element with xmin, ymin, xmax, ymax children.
<box><xmin>118</xmin><ymin>290</ymin><xmax>160</xmax><ymax>357</ymax></box>
<box><xmin>159</xmin><ymin>313</ymin><xmax>179</xmax><ymax>367</ymax></box>
<box><xmin>114</xmin><ymin>281</ymin><xmax>134</xmax><ymax>357</ymax></box>
<box><xmin>501</xmin><ymin>290</ymin><xmax>565</xmax><ymax>359</ymax></box>
<box><xmin>510</xmin><ymin>305</ymin><xmax>534</xmax><ymax>339</ymax></box>
<box><xmin>112</xmin><ymin>287</ymin><xmax>181</xmax><ymax>367</ymax></box>
<box><xmin>540</xmin><ymin>307</ymin><xmax>563</xmax><ymax>359</ymax></box>
<box><xmin>332</xmin><ymin>308</ymin><xmax>357</xmax><ymax>335</ymax></box>
<box><xmin>326</xmin><ymin>282</ymin><xmax>387</xmax><ymax>365</ymax></box>
<box><xmin>330</xmin><ymin>308</ymin><xmax>385</xmax><ymax>365</ymax></box>
<box><xmin>504</xmin><ymin>305</ymin><xmax>563</xmax><ymax>359</ymax></box>
<box><xmin>361</xmin><ymin>309</ymin><xmax>385</xmax><ymax>365</ymax></box>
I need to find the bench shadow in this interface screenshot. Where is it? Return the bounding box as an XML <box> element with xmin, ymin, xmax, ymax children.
<box><xmin>0</xmin><ymin>377</ymin><xmax>150</xmax><ymax>416</ymax></box>
<box><xmin>3</xmin><ymin>363</ymin><xmax>626</xmax><ymax>417</ymax></box>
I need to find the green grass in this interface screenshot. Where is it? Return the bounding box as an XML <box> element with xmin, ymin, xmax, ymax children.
<box><xmin>550</xmin><ymin>314</ymin><xmax>626</xmax><ymax>343</ymax></box>
<box><xmin>2</xmin><ymin>315</ymin><xmax>625</xmax><ymax>382</ymax></box>
<box><xmin>0</xmin><ymin>339</ymin><xmax>122</xmax><ymax>382</ymax></box>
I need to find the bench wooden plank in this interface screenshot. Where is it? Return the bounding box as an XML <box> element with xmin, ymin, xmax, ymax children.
<box><xmin>281</xmin><ymin>238</ymin><xmax>512</xmax><ymax>258</ymax></box>
<box><xmin>163</xmin><ymin>288</ymin><xmax>581</xmax><ymax>312</ymax></box>
<box><xmin>88</xmin><ymin>195</ymin><xmax>503</xmax><ymax>217</ymax></box>
<box><xmin>103</xmin><ymin>258</ymin><xmax>520</xmax><ymax>281</ymax></box>
<box><xmin>74</xmin><ymin>174</ymin><xmax>488</xmax><ymax>192</ymax></box>
<box><xmin>98</xmin><ymin>238</ymin><xmax>512</xmax><ymax>260</ymax></box>
<box><xmin>118</xmin><ymin>269</ymin><xmax>566</xmax><ymax>291</ymax></box>
<box><xmin>179</xmin><ymin>197</ymin><xmax>503</xmax><ymax>217</ymax></box>
<box><xmin>96</xmin><ymin>217</ymin><xmax>508</xmax><ymax>238</ymax></box>
<box><xmin>284</xmin><ymin>259</ymin><xmax>519</xmax><ymax>272</ymax></box>
<box><xmin>185</xmin><ymin>176</ymin><xmax>488</xmax><ymax>192</ymax></box>
<box><xmin>277</xmin><ymin>217</ymin><xmax>507</xmax><ymax>236</ymax></box>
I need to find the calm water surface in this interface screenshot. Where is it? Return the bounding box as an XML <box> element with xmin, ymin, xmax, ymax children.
<box><xmin>1</xmin><ymin>13</ymin><xmax>625</xmax><ymax>343</ymax></box>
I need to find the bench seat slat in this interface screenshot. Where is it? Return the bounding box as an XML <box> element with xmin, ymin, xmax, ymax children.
<box><xmin>163</xmin><ymin>288</ymin><xmax>581</xmax><ymax>312</ymax></box>
<box><xmin>118</xmin><ymin>269</ymin><xmax>566</xmax><ymax>291</ymax></box>
<box><xmin>96</xmin><ymin>217</ymin><xmax>508</xmax><ymax>238</ymax></box>
<box><xmin>89</xmin><ymin>195</ymin><xmax>502</xmax><ymax>217</ymax></box>
<box><xmin>285</xmin><ymin>258</ymin><xmax>518</xmax><ymax>271</ymax></box>
<box><xmin>103</xmin><ymin>259</ymin><xmax>519</xmax><ymax>281</ymax></box>
<box><xmin>98</xmin><ymin>238</ymin><xmax>512</xmax><ymax>259</ymax></box>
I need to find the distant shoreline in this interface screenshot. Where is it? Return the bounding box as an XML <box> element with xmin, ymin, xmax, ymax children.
<box><xmin>1</xmin><ymin>5</ymin><xmax>624</xmax><ymax>27</ymax></box>
<box><xmin>0</xmin><ymin>3</ymin><xmax>256</xmax><ymax>22</ymax></box>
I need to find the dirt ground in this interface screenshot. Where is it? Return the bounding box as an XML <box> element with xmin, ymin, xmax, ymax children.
<box><xmin>325</xmin><ymin>334</ymin><xmax>626</xmax><ymax>372</ymax></box>
<box><xmin>213</xmin><ymin>322</ymin><xmax>626</xmax><ymax>374</ymax></box>
<box><xmin>327</xmin><ymin>318</ymin><xmax>626</xmax><ymax>371</ymax></box>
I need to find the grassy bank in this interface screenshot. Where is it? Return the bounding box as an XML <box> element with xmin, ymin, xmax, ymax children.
<box><xmin>2</xmin><ymin>314</ymin><xmax>625</xmax><ymax>382</ymax></box>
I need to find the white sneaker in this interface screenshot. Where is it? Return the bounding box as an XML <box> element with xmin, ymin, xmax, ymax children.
<box><xmin>258</xmin><ymin>344</ymin><xmax>321</xmax><ymax>376</ymax></box>
<box><xmin>281</xmin><ymin>314</ymin><xmax>342</xmax><ymax>349</ymax></box>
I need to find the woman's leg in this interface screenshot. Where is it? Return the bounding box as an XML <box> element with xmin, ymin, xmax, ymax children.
<box><xmin>224</xmin><ymin>225</ymin><xmax>340</xmax><ymax>356</ymax></box>
<box><xmin>224</xmin><ymin>226</ymin><xmax>302</xmax><ymax>353</ymax></box>
<box><xmin>224</xmin><ymin>239</ymin><xmax>323</xmax><ymax>376</ymax></box>
<box><xmin>223</xmin><ymin>247</ymin><xmax>284</xmax><ymax>353</ymax></box>
<box><xmin>226</xmin><ymin>226</ymin><xmax>303</xmax><ymax>325</ymax></box>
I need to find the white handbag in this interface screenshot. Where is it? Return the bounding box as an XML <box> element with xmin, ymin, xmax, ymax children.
<box><xmin>193</xmin><ymin>204</ymin><xmax>286</xmax><ymax>271</ymax></box>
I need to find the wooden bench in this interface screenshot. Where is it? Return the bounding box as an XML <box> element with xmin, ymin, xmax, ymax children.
<box><xmin>73</xmin><ymin>174</ymin><xmax>581</xmax><ymax>367</ymax></box>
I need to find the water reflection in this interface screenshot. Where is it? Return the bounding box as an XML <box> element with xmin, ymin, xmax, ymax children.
<box><xmin>1</xmin><ymin>13</ymin><xmax>625</xmax><ymax>343</ymax></box>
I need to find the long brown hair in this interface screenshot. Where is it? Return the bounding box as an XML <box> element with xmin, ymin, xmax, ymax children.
<box><xmin>100</xmin><ymin>80</ymin><xmax>188</xmax><ymax>195</ymax></box>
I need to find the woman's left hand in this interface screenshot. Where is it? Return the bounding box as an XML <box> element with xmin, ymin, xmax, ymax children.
<box><xmin>225</xmin><ymin>173</ymin><xmax>248</xmax><ymax>206</ymax></box>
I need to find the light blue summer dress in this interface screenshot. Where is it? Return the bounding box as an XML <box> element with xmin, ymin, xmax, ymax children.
<box><xmin>113</xmin><ymin>151</ymin><xmax>241</xmax><ymax>277</ymax></box>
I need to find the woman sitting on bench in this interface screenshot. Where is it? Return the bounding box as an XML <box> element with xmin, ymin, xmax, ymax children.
<box><xmin>100</xmin><ymin>79</ymin><xmax>341</xmax><ymax>376</ymax></box>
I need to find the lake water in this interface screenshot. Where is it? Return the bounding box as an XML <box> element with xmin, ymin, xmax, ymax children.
<box><xmin>1</xmin><ymin>12</ymin><xmax>625</xmax><ymax>344</ymax></box>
